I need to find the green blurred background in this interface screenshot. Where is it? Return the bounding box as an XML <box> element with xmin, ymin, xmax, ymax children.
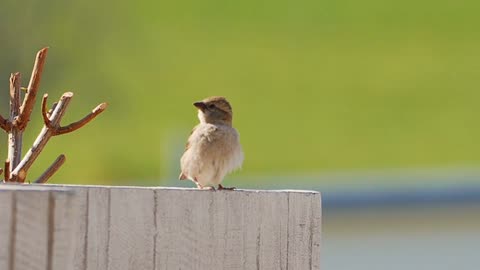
<box><xmin>2</xmin><ymin>1</ymin><xmax>480</xmax><ymax>269</ymax></box>
<box><xmin>0</xmin><ymin>0</ymin><xmax>479</xmax><ymax>185</ymax></box>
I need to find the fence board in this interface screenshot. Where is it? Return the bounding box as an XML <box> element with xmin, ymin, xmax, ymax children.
<box><xmin>108</xmin><ymin>187</ymin><xmax>155</xmax><ymax>270</ymax></box>
<box><xmin>0</xmin><ymin>185</ymin><xmax>76</xmax><ymax>270</ymax></box>
<box><xmin>86</xmin><ymin>187</ymin><xmax>110</xmax><ymax>270</ymax></box>
<box><xmin>14</xmin><ymin>189</ymin><xmax>50</xmax><ymax>270</ymax></box>
<box><xmin>71</xmin><ymin>188</ymin><xmax>88</xmax><ymax>270</ymax></box>
<box><xmin>287</xmin><ymin>192</ymin><xmax>322</xmax><ymax>270</ymax></box>
<box><xmin>51</xmin><ymin>191</ymin><xmax>77</xmax><ymax>270</ymax></box>
<box><xmin>0</xmin><ymin>190</ymin><xmax>13</xmax><ymax>269</ymax></box>
<box><xmin>0</xmin><ymin>185</ymin><xmax>321</xmax><ymax>270</ymax></box>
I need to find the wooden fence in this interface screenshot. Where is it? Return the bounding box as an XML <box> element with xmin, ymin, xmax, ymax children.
<box><xmin>0</xmin><ymin>185</ymin><xmax>321</xmax><ymax>270</ymax></box>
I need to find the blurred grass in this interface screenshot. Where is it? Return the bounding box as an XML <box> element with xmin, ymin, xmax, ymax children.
<box><xmin>0</xmin><ymin>0</ymin><xmax>479</xmax><ymax>185</ymax></box>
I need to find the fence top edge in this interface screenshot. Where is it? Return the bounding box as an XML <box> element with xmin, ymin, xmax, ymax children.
<box><xmin>0</xmin><ymin>183</ymin><xmax>72</xmax><ymax>192</ymax></box>
<box><xmin>38</xmin><ymin>184</ymin><xmax>320</xmax><ymax>194</ymax></box>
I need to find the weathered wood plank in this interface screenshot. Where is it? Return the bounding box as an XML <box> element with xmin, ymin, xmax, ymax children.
<box><xmin>107</xmin><ymin>188</ymin><xmax>155</xmax><ymax>270</ymax></box>
<box><xmin>287</xmin><ymin>192</ymin><xmax>321</xmax><ymax>270</ymax></box>
<box><xmin>222</xmin><ymin>191</ymin><xmax>245</xmax><ymax>269</ymax></box>
<box><xmin>258</xmin><ymin>192</ymin><xmax>289</xmax><ymax>270</ymax></box>
<box><xmin>154</xmin><ymin>189</ymin><xmax>317</xmax><ymax>270</ymax></box>
<box><xmin>0</xmin><ymin>186</ymin><xmax>77</xmax><ymax>270</ymax></box>
<box><xmin>310</xmin><ymin>193</ymin><xmax>322</xmax><ymax>270</ymax></box>
<box><xmin>158</xmin><ymin>190</ymin><xmax>247</xmax><ymax>270</ymax></box>
<box><xmin>14</xmin><ymin>190</ymin><xmax>49</xmax><ymax>270</ymax></box>
<box><xmin>71</xmin><ymin>188</ymin><xmax>88</xmax><ymax>270</ymax></box>
<box><xmin>155</xmin><ymin>189</ymin><xmax>199</xmax><ymax>270</ymax></box>
<box><xmin>0</xmin><ymin>185</ymin><xmax>321</xmax><ymax>270</ymax></box>
<box><xmin>241</xmin><ymin>191</ymin><xmax>260</xmax><ymax>270</ymax></box>
<box><xmin>240</xmin><ymin>191</ymin><xmax>290</xmax><ymax>270</ymax></box>
<box><xmin>51</xmin><ymin>191</ymin><xmax>78</xmax><ymax>270</ymax></box>
<box><xmin>86</xmin><ymin>187</ymin><xmax>110</xmax><ymax>270</ymax></box>
<box><xmin>0</xmin><ymin>190</ymin><xmax>14</xmax><ymax>270</ymax></box>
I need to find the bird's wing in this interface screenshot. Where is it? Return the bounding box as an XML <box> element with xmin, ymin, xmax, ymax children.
<box><xmin>179</xmin><ymin>125</ymin><xmax>199</xmax><ymax>180</ymax></box>
<box><xmin>183</xmin><ymin>124</ymin><xmax>199</xmax><ymax>152</ymax></box>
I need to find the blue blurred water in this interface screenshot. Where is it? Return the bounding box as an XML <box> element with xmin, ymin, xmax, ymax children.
<box><xmin>323</xmin><ymin>205</ymin><xmax>480</xmax><ymax>270</ymax></box>
<box><xmin>325</xmin><ymin>228</ymin><xmax>480</xmax><ymax>269</ymax></box>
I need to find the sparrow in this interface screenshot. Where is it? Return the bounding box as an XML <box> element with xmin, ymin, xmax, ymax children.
<box><xmin>179</xmin><ymin>96</ymin><xmax>244</xmax><ymax>190</ymax></box>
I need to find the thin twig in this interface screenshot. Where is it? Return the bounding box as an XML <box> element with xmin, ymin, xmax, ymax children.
<box><xmin>47</xmin><ymin>102</ymin><xmax>57</xmax><ymax>118</ymax></box>
<box><xmin>8</xmin><ymin>72</ymin><xmax>23</xmax><ymax>172</ymax></box>
<box><xmin>4</xmin><ymin>160</ymin><xmax>10</xmax><ymax>182</ymax></box>
<box><xmin>17</xmin><ymin>47</ymin><xmax>48</xmax><ymax>130</ymax></box>
<box><xmin>41</xmin><ymin>94</ymin><xmax>53</xmax><ymax>128</ymax></box>
<box><xmin>55</xmin><ymin>102</ymin><xmax>108</xmax><ymax>135</ymax></box>
<box><xmin>11</xmin><ymin>92</ymin><xmax>73</xmax><ymax>182</ymax></box>
<box><xmin>2</xmin><ymin>48</ymin><xmax>107</xmax><ymax>183</ymax></box>
<box><xmin>35</xmin><ymin>154</ymin><xmax>66</xmax><ymax>183</ymax></box>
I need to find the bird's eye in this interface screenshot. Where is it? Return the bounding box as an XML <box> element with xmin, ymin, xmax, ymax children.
<box><xmin>208</xmin><ymin>104</ymin><xmax>216</xmax><ymax>110</ymax></box>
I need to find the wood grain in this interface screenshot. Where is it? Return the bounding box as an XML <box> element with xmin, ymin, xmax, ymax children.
<box><xmin>14</xmin><ymin>190</ymin><xmax>49</xmax><ymax>270</ymax></box>
<box><xmin>154</xmin><ymin>189</ymin><xmax>319</xmax><ymax>270</ymax></box>
<box><xmin>107</xmin><ymin>188</ymin><xmax>155</xmax><ymax>270</ymax></box>
<box><xmin>0</xmin><ymin>190</ymin><xmax>14</xmax><ymax>269</ymax></box>
<box><xmin>71</xmin><ymin>188</ymin><xmax>88</xmax><ymax>270</ymax></box>
<box><xmin>51</xmin><ymin>191</ymin><xmax>78</xmax><ymax>270</ymax></box>
<box><xmin>287</xmin><ymin>192</ymin><xmax>322</xmax><ymax>270</ymax></box>
<box><xmin>0</xmin><ymin>185</ymin><xmax>321</xmax><ymax>270</ymax></box>
<box><xmin>86</xmin><ymin>187</ymin><xmax>110</xmax><ymax>270</ymax></box>
<box><xmin>310</xmin><ymin>193</ymin><xmax>322</xmax><ymax>270</ymax></box>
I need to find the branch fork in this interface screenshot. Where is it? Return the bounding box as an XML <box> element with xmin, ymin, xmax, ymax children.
<box><xmin>41</xmin><ymin>93</ymin><xmax>107</xmax><ymax>135</ymax></box>
<box><xmin>1</xmin><ymin>47</ymin><xmax>107</xmax><ymax>183</ymax></box>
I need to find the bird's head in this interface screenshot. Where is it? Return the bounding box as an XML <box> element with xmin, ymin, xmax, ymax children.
<box><xmin>194</xmin><ymin>96</ymin><xmax>233</xmax><ymax>125</ymax></box>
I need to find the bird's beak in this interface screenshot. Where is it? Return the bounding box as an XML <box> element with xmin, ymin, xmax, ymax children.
<box><xmin>193</xmin><ymin>101</ymin><xmax>207</xmax><ymax>111</ymax></box>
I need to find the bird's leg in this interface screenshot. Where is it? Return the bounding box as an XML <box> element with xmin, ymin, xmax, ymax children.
<box><xmin>195</xmin><ymin>180</ymin><xmax>216</xmax><ymax>191</ymax></box>
<box><xmin>200</xmin><ymin>185</ymin><xmax>216</xmax><ymax>191</ymax></box>
<box><xmin>194</xmin><ymin>177</ymin><xmax>204</xmax><ymax>189</ymax></box>
<box><xmin>218</xmin><ymin>184</ymin><xmax>235</xmax><ymax>191</ymax></box>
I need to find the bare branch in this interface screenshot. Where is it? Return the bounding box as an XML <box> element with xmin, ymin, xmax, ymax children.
<box><xmin>8</xmin><ymin>72</ymin><xmax>23</xmax><ymax>170</ymax></box>
<box><xmin>11</xmin><ymin>92</ymin><xmax>73</xmax><ymax>182</ymax></box>
<box><xmin>16</xmin><ymin>169</ymin><xmax>27</xmax><ymax>183</ymax></box>
<box><xmin>2</xmin><ymin>48</ymin><xmax>107</xmax><ymax>183</ymax></box>
<box><xmin>35</xmin><ymin>154</ymin><xmax>66</xmax><ymax>184</ymax></box>
<box><xmin>41</xmin><ymin>94</ymin><xmax>53</xmax><ymax>128</ymax></box>
<box><xmin>55</xmin><ymin>102</ymin><xmax>108</xmax><ymax>135</ymax></box>
<box><xmin>47</xmin><ymin>102</ymin><xmax>58</xmax><ymax>118</ymax></box>
<box><xmin>17</xmin><ymin>47</ymin><xmax>48</xmax><ymax>130</ymax></box>
<box><xmin>4</xmin><ymin>159</ymin><xmax>10</xmax><ymax>182</ymax></box>
<box><xmin>0</xmin><ymin>115</ymin><xmax>9</xmax><ymax>132</ymax></box>
<box><xmin>9</xmin><ymin>73</ymin><xmax>21</xmax><ymax>117</ymax></box>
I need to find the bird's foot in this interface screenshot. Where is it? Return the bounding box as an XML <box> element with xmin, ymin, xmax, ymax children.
<box><xmin>218</xmin><ymin>184</ymin><xmax>235</xmax><ymax>191</ymax></box>
<box><xmin>196</xmin><ymin>183</ymin><xmax>216</xmax><ymax>191</ymax></box>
